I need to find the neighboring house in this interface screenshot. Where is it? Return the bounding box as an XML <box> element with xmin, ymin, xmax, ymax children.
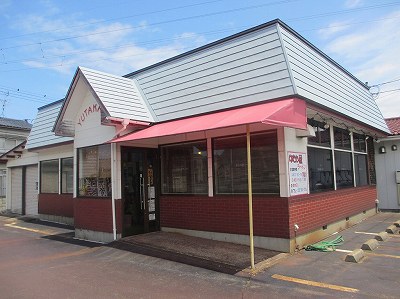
<box><xmin>375</xmin><ymin>117</ymin><xmax>400</xmax><ymax>211</ymax></box>
<box><xmin>7</xmin><ymin>19</ymin><xmax>390</xmax><ymax>252</ymax></box>
<box><xmin>4</xmin><ymin>100</ymin><xmax>73</xmax><ymax>220</ymax></box>
<box><xmin>0</xmin><ymin>117</ymin><xmax>31</xmax><ymax>211</ymax></box>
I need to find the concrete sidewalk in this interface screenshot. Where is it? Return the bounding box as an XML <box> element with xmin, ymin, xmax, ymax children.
<box><xmin>111</xmin><ymin>231</ymin><xmax>282</xmax><ymax>274</ymax></box>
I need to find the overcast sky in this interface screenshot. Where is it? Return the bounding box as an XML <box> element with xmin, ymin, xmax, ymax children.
<box><xmin>0</xmin><ymin>0</ymin><xmax>399</xmax><ymax>121</ymax></box>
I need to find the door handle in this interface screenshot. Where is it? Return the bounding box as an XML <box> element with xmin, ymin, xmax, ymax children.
<box><xmin>139</xmin><ymin>174</ymin><xmax>144</xmax><ymax>210</ymax></box>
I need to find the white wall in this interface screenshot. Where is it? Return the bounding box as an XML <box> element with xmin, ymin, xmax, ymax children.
<box><xmin>375</xmin><ymin>139</ymin><xmax>400</xmax><ymax>210</ymax></box>
<box><xmin>74</xmin><ymin>91</ymin><xmax>116</xmax><ymax>148</ymax></box>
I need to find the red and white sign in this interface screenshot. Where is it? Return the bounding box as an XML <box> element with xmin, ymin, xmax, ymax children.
<box><xmin>288</xmin><ymin>152</ymin><xmax>308</xmax><ymax>196</ymax></box>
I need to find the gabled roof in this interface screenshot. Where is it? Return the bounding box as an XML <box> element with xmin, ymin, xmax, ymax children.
<box><xmin>0</xmin><ymin>140</ymin><xmax>26</xmax><ymax>163</ymax></box>
<box><xmin>386</xmin><ymin>117</ymin><xmax>400</xmax><ymax>135</ymax></box>
<box><xmin>123</xmin><ymin>19</ymin><xmax>388</xmax><ymax>134</ymax></box>
<box><xmin>0</xmin><ymin>117</ymin><xmax>32</xmax><ymax>130</ymax></box>
<box><xmin>26</xmin><ymin>100</ymin><xmax>73</xmax><ymax>150</ymax></box>
<box><xmin>51</xmin><ymin>18</ymin><xmax>388</xmax><ymax>140</ymax></box>
<box><xmin>53</xmin><ymin>67</ymin><xmax>155</xmax><ymax>135</ymax></box>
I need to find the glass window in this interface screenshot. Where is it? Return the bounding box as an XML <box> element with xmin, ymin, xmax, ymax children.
<box><xmin>161</xmin><ymin>141</ymin><xmax>208</xmax><ymax>194</ymax></box>
<box><xmin>335</xmin><ymin>151</ymin><xmax>353</xmax><ymax>188</ymax></box>
<box><xmin>308</xmin><ymin>147</ymin><xmax>333</xmax><ymax>192</ymax></box>
<box><xmin>353</xmin><ymin>133</ymin><xmax>366</xmax><ymax>152</ymax></box>
<box><xmin>308</xmin><ymin>119</ymin><xmax>330</xmax><ymax>147</ymax></box>
<box><xmin>78</xmin><ymin>144</ymin><xmax>111</xmax><ymax>197</ymax></box>
<box><xmin>61</xmin><ymin>158</ymin><xmax>73</xmax><ymax>194</ymax></box>
<box><xmin>334</xmin><ymin>127</ymin><xmax>351</xmax><ymax>150</ymax></box>
<box><xmin>354</xmin><ymin>154</ymin><xmax>368</xmax><ymax>186</ymax></box>
<box><xmin>40</xmin><ymin>160</ymin><xmax>59</xmax><ymax>193</ymax></box>
<box><xmin>213</xmin><ymin>131</ymin><xmax>279</xmax><ymax>194</ymax></box>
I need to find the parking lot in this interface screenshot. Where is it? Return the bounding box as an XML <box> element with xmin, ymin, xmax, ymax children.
<box><xmin>0</xmin><ymin>212</ymin><xmax>399</xmax><ymax>298</ymax></box>
<box><xmin>253</xmin><ymin>212</ymin><xmax>400</xmax><ymax>298</ymax></box>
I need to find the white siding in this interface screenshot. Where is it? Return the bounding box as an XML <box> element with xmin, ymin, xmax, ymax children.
<box><xmin>74</xmin><ymin>92</ymin><xmax>116</xmax><ymax>148</ymax></box>
<box><xmin>131</xmin><ymin>24</ymin><xmax>295</xmax><ymax>122</ymax></box>
<box><xmin>26</xmin><ymin>101</ymin><xmax>73</xmax><ymax>150</ymax></box>
<box><xmin>279</xmin><ymin>25</ymin><xmax>388</xmax><ymax>133</ymax></box>
<box><xmin>25</xmin><ymin>165</ymin><xmax>38</xmax><ymax>216</ymax></box>
<box><xmin>79</xmin><ymin>67</ymin><xmax>154</xmax><ymax>122</ymax></box>
<box><xmin>10</xmin><ymin>167</ymin><xmax>22</xmax><ymax>214</ymax></box>
<box><xmin>375</xmin><ymin>140</ymin><xmax>400</xmax><ymax>210</ymax></box>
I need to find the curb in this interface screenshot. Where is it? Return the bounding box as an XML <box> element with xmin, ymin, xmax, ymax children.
<box><xmin>345</xmin><ymin>249</ymin><xmax>365</xmax><ymax>263</ymax></box>
<box><xmin>375</xmin><ymin>232</ymin><xmax>389</xmax><ymax>241</ymax></box>
<box><xmin>386</xmin><ymin>225</ymin><xmax>399</xmax><ymax>234</ymax></box>
<box><xmin>361</xmin><ymin>239</ymin><xmax>379</xmax><ymax>251</ymax></box>
<box><xmin>237</xmin><ymin>253</ymin><xmax>290</xmax><ymax>277</ymax></box>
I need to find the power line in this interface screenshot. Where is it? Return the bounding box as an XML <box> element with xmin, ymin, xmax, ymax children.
<box><xmin>374</xmin><ymin>78</ymin><xmax>400</xmax><ymax>86</ymax></box>
<box><xmin>2</xmin><ymin>1</ymin><xmax>396</xmax><ymax>51</ymax></box>
<box><xmin>379</xmin><ymin>88</ymin><xmax>400</xmax><ymax>94</ymax></box>
<box><xmin>0</xmin><ymin>85</ymin><xmax>52</xmax><ymax>99</ymax></box>
<box><xmin>2</xmin><ymin>9</ymin><xmax>400</xmax><ymax>69</ymax></box>
<box><xmin>0</xmin><ymin>0</ymin><xmax>225</xmax><ymax>41</ymax></box>
<box><xmin>0</xmin><ymin>26</ymin><xmax>240</xmax><ymax>65</ymax></box>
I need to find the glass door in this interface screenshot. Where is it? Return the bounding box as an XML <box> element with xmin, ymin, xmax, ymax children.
<box><xmin>121</xmin><ymin>147</ymin><xmax>159</xmax><ymax>236</ymax></box>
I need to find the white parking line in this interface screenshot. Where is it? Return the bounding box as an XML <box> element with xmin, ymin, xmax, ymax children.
<box><xmin>354</xmin><ymin>231</ymin><xmax>378</xmax><ymax>235</ymax></box>
<box><xmin>335</xmin><ymin>249</ymin><xmax>353</xmax><ymax>253</ymax></box>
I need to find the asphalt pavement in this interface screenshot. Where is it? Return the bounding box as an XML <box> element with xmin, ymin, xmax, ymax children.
<box><xmin>1</xmin><ymin>212</ymin><xmax>399</xmax><ymax>298</ymax></box>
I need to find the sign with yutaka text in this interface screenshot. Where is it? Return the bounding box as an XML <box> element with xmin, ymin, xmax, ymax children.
<box><xmin>288</xmin><ymin>152</ymin><xmax>308</xmax><ymax>196</ymax></box>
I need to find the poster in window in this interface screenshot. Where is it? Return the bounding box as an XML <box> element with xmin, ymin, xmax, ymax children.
<box><xmin>288</xmin><ymin>152</ymin><xmax>308</xmax><ymax>196</ymax></box>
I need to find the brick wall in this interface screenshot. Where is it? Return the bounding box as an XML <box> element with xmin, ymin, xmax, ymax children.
<box><xmin>160</xmin><ymin>186</ymin><xmax>376</xmax><ymax>240</ymax></box>
<box><xmin>38</xmin><ymin>193</ymin><xmax>74</xmax><ymax>218</ymax></box>
<box><xmin>288</xmin><ymin>186</ymin><xmax>376</xmax><ymax>238</ymax></box>
<box><xmin>160</xmin><ymin>195</ymin><xmax>290</xmax><ymax>238</ymax></box>
<box><xmin>74</xmin><ymin>198</ymin><xmax>122</xmax><ymax>234</ymax></box>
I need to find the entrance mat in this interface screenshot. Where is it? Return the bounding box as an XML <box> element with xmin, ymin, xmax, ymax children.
<box><xmin>109</xmin><ymin>232</ymin><xmax>281</xmax><ymax>275</ymax></box>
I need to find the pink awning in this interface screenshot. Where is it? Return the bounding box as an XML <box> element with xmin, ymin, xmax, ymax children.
<box><xmin>112</xmin><ymin>98</ymin><xmax>306</xmax><ymax>143</ymax></box>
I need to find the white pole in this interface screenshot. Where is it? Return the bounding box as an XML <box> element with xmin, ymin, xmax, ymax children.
<box><xmin>111</xmin><ymin>143</ymin><xmax>117</xmax><ymax>240</ymax></box>
<box><xmin>246</xmin><ymin>124</ymin><xmax>255</xmax><ymax>269</ymax></box>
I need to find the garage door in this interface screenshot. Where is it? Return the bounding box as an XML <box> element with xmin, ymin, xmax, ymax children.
<box><xmin>10</xmin><ymin>167</ymin><xmax>23</xmax><ymax>214</ymax></box>
<box><xmin>25</xmin><ymin>165</ymin><xmax>38</xmax><ymax>216</ymax></box>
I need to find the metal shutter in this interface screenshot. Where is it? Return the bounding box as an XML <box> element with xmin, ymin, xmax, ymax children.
<box><xmin>10</xmin><ymin>167</ymin><xmax>23</xmax><ymax>214</ymax></box>
<box><xmin>25</xmin><ymin>165</ymin><xmax>38</xmax><ymax>216</ymax></box>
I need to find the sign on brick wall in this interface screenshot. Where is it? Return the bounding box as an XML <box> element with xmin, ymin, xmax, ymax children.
<box><xmin>288</xmin><ymin>151</ymin><xmax>308</xmax><ymax>196</ymax></box>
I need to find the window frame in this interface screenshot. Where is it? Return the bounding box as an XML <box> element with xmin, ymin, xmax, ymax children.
<box><xmin>307</xmin><ymin>118</ymin><xmax>371</xmax><ymax>193</ymax></box>
<box><xmin>40</xmin><ymin>159</ymin><xmax>60</xmax><ymax>194</ymax></box>
<box><xmin>77</xmin><ymin>144</ymin><xmax>112</xmax><ymax>198</ymax></box>
<box><xmin>160</xmin><ymin>139</ymin><xmax>208</xmax><ymax>195</ymax></box>
<box><xmin>61</xmin><ymin>157</ymin><xmax>73</xmax><ymax>194</ymax></box>
<box><xmin>212</xmin><ymin>130</ymin><xmax>279</xmax><ymax>195</ymax></box>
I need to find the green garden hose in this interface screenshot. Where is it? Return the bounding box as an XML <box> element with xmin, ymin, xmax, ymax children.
<box><xmin>305</xmin><ymin>235</ymin><xmax>344</xmax><ymax>252</ymax></box>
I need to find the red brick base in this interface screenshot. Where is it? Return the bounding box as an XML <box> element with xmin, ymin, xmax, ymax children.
<box><xmin>160</xmin><ymin>186</ymin><xmax>377</xmax><ymax>240</ymax></box>
<box><xmin>288</xmin><ymin>186</ymin><xmax>376</xmax><ymax>238</ymax></box>
<box><xmin>160</xmin><ymin>195</ymin><xmax>289</xmax><ymax>238</ymax></box>
<box><xmin>74</xmin><ymin>198</ymin><xmax>122</xmax><ymax>234</ymax></box>
<box><xmin>38</xmin><ymin>193</ymin><xmax>74</xmax><ymax>218</ymax></box>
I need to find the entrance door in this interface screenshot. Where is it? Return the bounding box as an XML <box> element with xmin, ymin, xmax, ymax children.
<box><xmin>121</xmin><ymin>147</ymin><xmax>159</xmax><ymax>236</ymax></box>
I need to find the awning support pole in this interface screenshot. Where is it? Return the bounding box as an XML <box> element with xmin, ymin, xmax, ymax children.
<box><xmin>246</xmin><ymin>124</ymin><xmax>255</xmax><ymax>269</ymax></box>
<box><xmin>111</xmin><ymin>143</ymin><xmax>117</xmax><ymax>240</ymax></box>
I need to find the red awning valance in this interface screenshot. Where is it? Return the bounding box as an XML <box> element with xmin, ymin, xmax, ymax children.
<box><xmin>112</xmin><ymin>98</ymin><xmax>306</xmax><ymax>143</ymax></box>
